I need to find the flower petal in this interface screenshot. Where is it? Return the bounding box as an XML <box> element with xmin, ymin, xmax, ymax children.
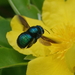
<box><xmin>10</xmin><ymin>15</ymin><xmax>50</xmax><ymax>37</ymax></box>
<box><xmin>26</xmin><ymin>56</ymin><xmax>73</xmax><ymax>75</ymax></box>
<box><xmin>42</xmin><ymin>0</ymin><xmax>75</xmax><ymax>28</ymax></box>
<box><xmin>6</xmin><ymin>30</ymin><xmax>50</xmax><ymax>57</ymax></box>
<box><xmin>6</xmin><ymin>15</ymin><xmax>51</xmax><ymax>56</ymax></box>
<box><xmin>6</xmin><ymin>31</ymin><xmax>32</xmax><ymax>55</ymax></box>
<box><xmin>11</xmin><ymin>15</ymin><xmax>50</xmax><ymax>31</ymax></box>
<box><xmin>65</xmin><ymin>43</ymin><xmax>75</xmax><ymax>72</ymax></box>
<box><xmin>10</xmin><ymin>15</ymin><xmax>24</xmax><ymax>31</ymax></box>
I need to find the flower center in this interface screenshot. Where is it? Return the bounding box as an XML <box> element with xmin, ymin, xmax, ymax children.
<box><xmin>49</xmin><ymin>24</ymin><xmax>75</xmax><ymax>59</ymax></box>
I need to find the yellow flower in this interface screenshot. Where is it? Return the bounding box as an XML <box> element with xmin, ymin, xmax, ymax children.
<box><xmin>6</xmin><ymin>0</ymin><xmax>75</xmax><ymax>75</ymax></box>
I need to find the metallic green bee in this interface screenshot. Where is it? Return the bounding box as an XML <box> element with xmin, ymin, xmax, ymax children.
<box><xmin>17</xmin><ymin>15</ymin><xmax>58</xmax><ymax>48</ymax></box>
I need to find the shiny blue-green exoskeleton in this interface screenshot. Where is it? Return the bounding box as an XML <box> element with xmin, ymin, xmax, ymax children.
<box><xmin>17</xmin><ymin>25</ymin><xmax>44</xmax><ymax>48</ymax></box>
<box><xmin>17</xmin><ymin>15</ymin><xmax>59</xmax><ymax>48</ymax></box>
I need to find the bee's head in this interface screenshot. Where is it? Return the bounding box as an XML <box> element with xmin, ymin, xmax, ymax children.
<box><xmin>36</xmin><ymin>25</ymin><xmax>44</xmax><ymax>35</ymax></box>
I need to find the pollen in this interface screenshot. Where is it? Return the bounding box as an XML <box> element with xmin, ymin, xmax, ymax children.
<box><xmin>49</xmin><ymin>24</ymin><xmax>75</xmax><ymax>59</ymax></box>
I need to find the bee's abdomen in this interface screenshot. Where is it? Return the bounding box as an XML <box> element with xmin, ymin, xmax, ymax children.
<box><xmin>17</xmin><ymin>33</ymin><xmax>32</xmax><ymax>48</ymax></box>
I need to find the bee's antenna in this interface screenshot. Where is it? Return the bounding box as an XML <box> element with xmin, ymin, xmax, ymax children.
<box><xmin>44</xmin><ymin>29</ymin><xmax>50</xmax><ymax>34</ymax></box>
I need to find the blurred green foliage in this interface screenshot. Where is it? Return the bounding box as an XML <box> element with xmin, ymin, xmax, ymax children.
<box><xmin>0</xmin><ymin>0</ymin><xmax>44</xmax><ymax>18</ymax></box>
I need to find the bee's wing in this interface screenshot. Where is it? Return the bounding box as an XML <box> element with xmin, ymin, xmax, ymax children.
<box><xmin>39</xmin><ymin>36</ymin><xmax>60</xmax><ymax>46</ymax></box>
<box><xmin>18</xmin><ymin>15</ymin><xmax>30</xmax><ymax>31</ymax></box>
<box><xmin>26</xmin><ymin>38</ymin><xmax>36</xmax><ymax>48</ymax></box>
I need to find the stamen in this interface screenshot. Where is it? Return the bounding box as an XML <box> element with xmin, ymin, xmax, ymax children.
<box><xmin>48</xmin><ymin>24</ymin><xmax>75</xmax><ymax>60</ymax></box>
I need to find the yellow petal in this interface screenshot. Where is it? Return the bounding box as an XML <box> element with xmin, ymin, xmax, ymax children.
<box><xmin>65</xmin><ymin>43</ymin><xmax>75</xmax><ymax>72</ymax></box>
<box><xmin>6</xmin><ymin>30</ymin><xmax>50</xmax><ymax>57</ymax></box>
<box><xmin>11</xmin><ymin>15</ymin><xmax>49</xmax><ymax>31</ymax></box>
<box><xmin>10</xmin><ymin>15</ymin><xmax>24</xmax><ymax>31</ymax></box>
<box><xmin>11</xmin><ymin>15</ymin><xmax>50</xmax><ymax>37</ymax></box>
<box><xmin>6</xmin><ymin>31</ymin><xmax>32</xmax><ymax>55</ymax></box>
<box><xmin>6</xmin><ymin>15</ymin><xmax>51</xmax><ymax>56</ymax></box>
<box><xmin>42</xmin><ymin>0</ymin><xmax>75</xmax><ymax>28</ymax></box>
<box><xmin>26</xmin><ymin>56</ymin><xmax>73</xmax><ymax>75</ymax></box>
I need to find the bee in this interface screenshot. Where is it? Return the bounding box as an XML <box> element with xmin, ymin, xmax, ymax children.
<box><xmin>17</xmin><ymin>15</ymin><xmax>59</xmax><ymax>48</ymax></box>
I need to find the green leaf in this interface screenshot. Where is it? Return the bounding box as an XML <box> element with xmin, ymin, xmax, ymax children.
<box><xmin>2</xmin><ymin>66</ymin><xmax>27</xmax><ymax>75</ymax></box>
<box><xmin>0</xmin><ymin>12</ymin><xmax>29</xmax><ymax>75</ymax></box>
<box><xmin>8</xmin><ymin>0</ymin><xmax>40</xmax><ymax>19</ymax></box>
<box><xmin>31</xmin><ymin>0</ymin><xmax>44</xmax><ymax>11</ymax></box>
<box><xmin>0</xmin><ymin>19</ymin><xmax>11</xmax><ymax>48</ymax></box>
<box><xmin>0</xmin><ymin>47</ymin><xmax>28</xmax><ymax>69</ymax></box>
<box><xmin>24</xmin><ymin>54</ymin><xmax>36</xmax><ymax>60</ymax></box>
